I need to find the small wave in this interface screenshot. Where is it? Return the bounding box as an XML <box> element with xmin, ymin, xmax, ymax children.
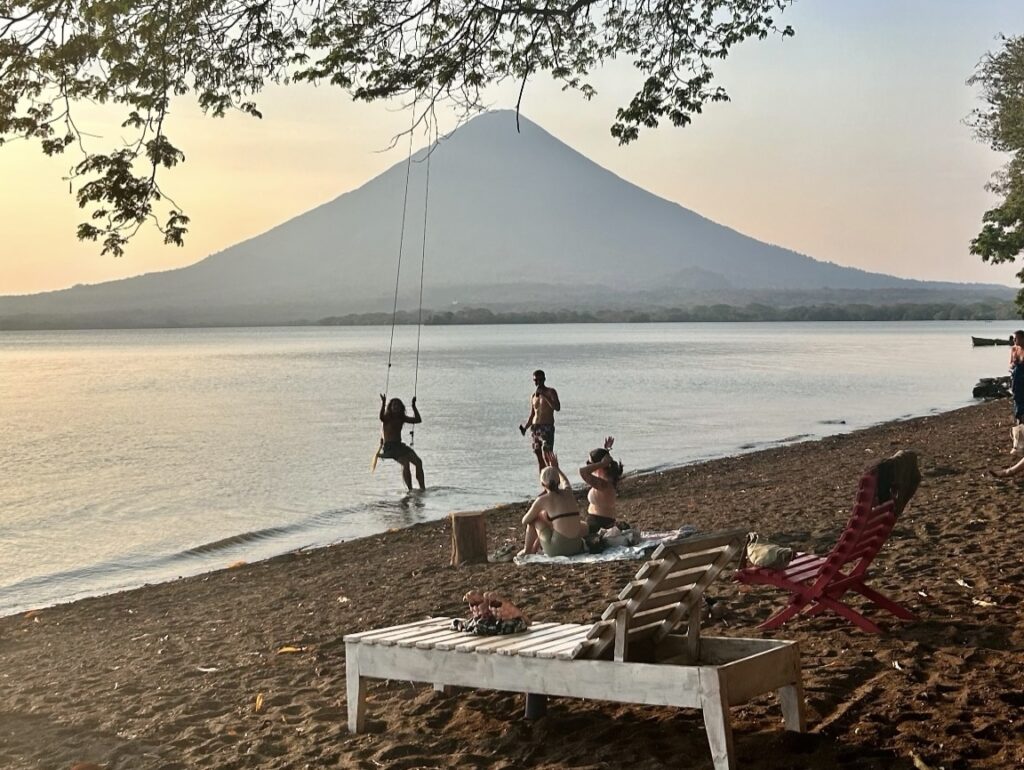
<box><xmin>774</xmin><ymin>434</ymin><xmax>813</xmax><ymax>444</ymax></box>
<box><xmin>175</xmin><ymin>524</ymin><xmax>300</xmax><ymax>558</ymax></box>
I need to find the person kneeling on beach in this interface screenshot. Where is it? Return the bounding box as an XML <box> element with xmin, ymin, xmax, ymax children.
<box><xmin>579</xmin><ymin>437</ymin><xmax>624</xmax><ymax>535</ymax></box>
<box><xmin>990</xmin><ymin>455</ymin><xmax>1024</xmax><ymax>478</ymax></box>
<box><xmin>520</xmin><ymin>453</ymin><xmax>587</xmax><ymax>558</ymax></box>
<box><xmin>378</xmin><ymin>394</ymin><xmax>425</xmax><ymax>491</ymax></box>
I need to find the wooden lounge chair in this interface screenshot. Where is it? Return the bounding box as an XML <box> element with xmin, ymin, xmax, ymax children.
<box><xmin>735</xmin><ymin>452</ymin><xmax>920</xmax><ymax>634</ymax></box>
<box><xmin>345</xmin><ymin>530</ymin><xmax>806</xmax><ymax>770</ymax></box>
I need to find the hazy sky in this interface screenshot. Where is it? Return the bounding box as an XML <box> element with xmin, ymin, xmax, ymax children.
<box><xmin>2</xmin><ymin>0</ymin><xmax>1023</xmax><ymax>296</ymax></box>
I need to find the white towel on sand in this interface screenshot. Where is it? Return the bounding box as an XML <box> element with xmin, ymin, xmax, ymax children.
<box><xmin>513</xmin><ymin>527</ymin><xmax>698</xmax><ymax>565</ymax></box>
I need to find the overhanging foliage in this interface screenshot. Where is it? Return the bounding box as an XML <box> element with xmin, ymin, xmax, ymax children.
<box><xmin>970</xmin><ymin>34</ymin><xmax>1024</xmax><ymax>315</ymax></box>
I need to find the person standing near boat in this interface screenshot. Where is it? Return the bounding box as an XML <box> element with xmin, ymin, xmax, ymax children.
<box><xmin>1010</xmin><ymin>330</ymin><xmax>1024</xmax><ymax>457</ymax></box>
<box><xmin>519</xmin><ymin>370</ymin><xmax>560</xmax><ymax>471</ymax></box>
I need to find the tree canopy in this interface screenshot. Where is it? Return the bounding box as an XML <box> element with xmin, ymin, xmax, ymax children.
<box><xmin>0</xmin><ymin>0</ymin><xmax>792</xmax><ymax>255</ymax></box>
<box><xmin>970</xmin><ymin>34</ymin><xmax>1024</xmax><ymax>313</ymax></box>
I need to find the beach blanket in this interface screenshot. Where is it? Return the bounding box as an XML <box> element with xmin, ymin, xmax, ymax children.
<box><xmin>514</xmin><ymin>526</ymin><xmax>698</xmax><ymax>565</ymax></box>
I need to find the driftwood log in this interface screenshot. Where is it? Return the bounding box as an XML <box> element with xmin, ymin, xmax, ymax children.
<box><xmin>450</xmin><ymin>511</ymin><xmax>488</xmax><ymax>566</ymax></box>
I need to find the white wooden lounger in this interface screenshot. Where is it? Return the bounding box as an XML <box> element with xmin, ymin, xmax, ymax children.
<box><xmin>345</xmin><ymin>529</ymin><xmax>806</xmax><ymax>770</ymax></box>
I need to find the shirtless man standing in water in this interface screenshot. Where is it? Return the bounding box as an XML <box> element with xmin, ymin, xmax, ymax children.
<box><xmin>519</xmin><ymin>370</ymin><xmax>561</xmax><ymax>471</ymax></box>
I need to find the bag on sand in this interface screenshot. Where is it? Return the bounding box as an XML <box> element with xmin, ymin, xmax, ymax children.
<box><xmin>745</xmin><ymin>532</ymin><xmax>793</xmax><ymax>570</ymax></box>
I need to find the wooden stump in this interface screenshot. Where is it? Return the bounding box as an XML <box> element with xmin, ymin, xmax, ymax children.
<box><xmin>450</xmin><ymin>511</ymin><xmax>488</xmax><ymax>566</ymax></box>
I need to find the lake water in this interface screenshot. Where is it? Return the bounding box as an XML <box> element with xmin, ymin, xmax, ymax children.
<box><xmin>0</xmin><ymin>322</ymin><xmax>1011</xmax><ymax>615</ymax></box>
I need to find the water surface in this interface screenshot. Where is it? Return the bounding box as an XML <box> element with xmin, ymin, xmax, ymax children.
<box><xmin>0</xmin><ymin>321</ymin><xmax>1009</xmax><ymax>615</ymax></box>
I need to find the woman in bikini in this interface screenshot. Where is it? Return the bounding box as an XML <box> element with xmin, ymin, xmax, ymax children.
<box><xmin>520</xmin><ymin>453</ymin><xmax>587</xmax><ymax>557</ymax></box>
<box><xmin>579</xmin><ymin>437</ymin><xmax>624</xmax><ymax>534</ymax></box>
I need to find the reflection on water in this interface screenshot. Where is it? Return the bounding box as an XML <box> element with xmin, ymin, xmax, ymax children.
<box><xmin>0</xmin><ymin>321</ymin><xmax>1008</xmax><ymax>614</ymax></box>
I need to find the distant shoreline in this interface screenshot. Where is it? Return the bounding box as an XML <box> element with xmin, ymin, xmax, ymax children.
<box><xmin>1</xmin><ymin>301</ymin><xmax>1017</xmax><ymax>330</ymax></box>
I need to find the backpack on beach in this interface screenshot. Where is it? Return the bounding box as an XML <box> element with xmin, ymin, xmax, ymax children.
<box><xmin>744</xmin><ymin>532</ymin><xmax>793</xmax><ymax>570</ymax></box>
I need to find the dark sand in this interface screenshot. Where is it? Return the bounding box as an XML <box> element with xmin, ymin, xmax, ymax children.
<box><xmin>1</xmin><ymin>400</ymin><xmax>1022</xmax><ymax>769</ymax></box>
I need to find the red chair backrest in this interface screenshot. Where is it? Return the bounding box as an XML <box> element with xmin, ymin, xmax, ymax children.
<box><xmin>815</xmin><ymin>471</ymin><xmax>897</xmax><ymax>585</ymax></box>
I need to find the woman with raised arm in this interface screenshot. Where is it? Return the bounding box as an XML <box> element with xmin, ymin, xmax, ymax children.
<box><xmin>579</xmin><ymin>437</ymin><xmax>625</xmax><ymax>534</ymax></box>
<box><xmin>520</xmin><ymin>453</ymin><xmax>587</xmax><ymax>557</ymax></box>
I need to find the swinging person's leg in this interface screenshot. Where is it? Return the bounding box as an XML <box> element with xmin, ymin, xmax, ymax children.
<box><xmin>409</xmin><ymin>451</ymin><xmax>426</xmax><ymax>490</ymax></box>
<box><xmin>400</xmin><ymin>460</ymin><xmax>413</xmax><ymax>490</ymax></box>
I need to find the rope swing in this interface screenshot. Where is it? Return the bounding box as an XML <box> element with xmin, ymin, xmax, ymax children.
<box><xmin>382</xmin><ymin>115</ymin><xmax>436</xmax><ymax>448</ymax></box>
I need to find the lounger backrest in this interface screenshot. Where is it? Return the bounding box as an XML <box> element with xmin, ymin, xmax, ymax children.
<box><xmin>576</xmin><ymin>529</ymin><xmax>747</xmax><ymax>662</ymax></box>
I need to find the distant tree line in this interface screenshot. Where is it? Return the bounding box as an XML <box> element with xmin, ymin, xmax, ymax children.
<box><xmin>317</xmin><ymin>301</ymin><xmax>1018</xmax><ymax>326</ymax></box>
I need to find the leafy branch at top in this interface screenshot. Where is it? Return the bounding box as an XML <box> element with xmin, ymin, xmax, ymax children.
<box><xmin>969</xmin><ymin>34</ymin><xmax>1024</xmax><ymax>314</ymax></box>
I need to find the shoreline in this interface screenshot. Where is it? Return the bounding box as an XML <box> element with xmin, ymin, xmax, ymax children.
<box><xmin>1</xmin><ymin>398</ymin><xmax>974</xmax><ymax>619</ymax></box>
<box><xmin>2</xmin><ymin>398</ymin><xmax>1022</xmax><ymax>769</ymax></box>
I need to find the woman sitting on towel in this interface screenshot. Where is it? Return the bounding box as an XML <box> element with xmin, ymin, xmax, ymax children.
<box><xmin>521</xmin><ymin>454</ymin><xmax>587</xmax><ymax>557</ymax></box>
<box><xmin>579</xmin><ymin>437</ymin><xmax>624</xmax><ymax>534</ymax></box>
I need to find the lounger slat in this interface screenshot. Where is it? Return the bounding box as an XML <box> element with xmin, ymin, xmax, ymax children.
<box><xmin>430</xmin><ymin>622</ymin><xmax>553</xmax><ymax>651</ymax></box>
<box><xmin>495</xmin><ymin>624</ymin><xmax>583</xmax><ymax>655</ymax></box>
<box><xmin>630</xmin><ymin>558</ymin><xmax>667</xmax><ymax>584</ymax></box>
<box><xmin>531</xmin><ymin>631</ymin><xmax>592</xmax><ymax>659</ymax></box>
<box><xmin>584</xmin><ymin>618</ymin><xmax>614</xmax><ymax>640</ymax></box>
<box><xmin>643</xmin><ymin>584</ymin><xmax>701</xmax><ymax>610</ymax></box>
<box><xmin>617</xmin><ymin>547</ymin><xmax>733</xmax><ymax>601</ymax></box>
<box><xmin>513</xmin><ymin>625</ymin><xmax>594</xmax><ymax>657</ymax></box>
<box><xmin>343</xmin><ymin>618</ymin><xmax>443</xmax><ymax>643</ymax></box>
<box><xmin>464</xmin><ymin>623</ymin><xmax>574</xmax><ymax>655</ymax></box>
<box><xmin>420</xmin><ymin>623</ymin><xmax>560</xmax><ymax>651</ymax></box>
<box><xmin>627</xmin><ymin>617</ymin><xmax>669</xmax><ymax>641</ymax></box>
<box><xmin>643</xmin><ymin>566</ymin><xmax>710</xmax><ymax>597</ymax></box>
<box><xmin>474</xmin><ymin>625</ymin><xmax>585</xmax><ymax>656</ymax></box>
<box><xmin>629</xmin><ymin>602</ymin><xmax>680</xmax><ymax>628</ymax></box>
<box><xmin>516</xmin><ymin>627</ymin><xmax>592</xmax><ymax>658</ymax></box>
<box><xmin>456</xmin><ymin>633</ymin><xmax>548</xmax><ymax>655</ymax></box>
<box><xmin>451</xmin><ymin>626</ymin><xmax>576</xmax><ymax>654</ymax></box>
<box><xmin>406</xmin><ymin>629</ymin><xmax>474</xmax><ymax>649</ymax></box>
<box><xmin>373</xmin><ymin>623</ymin><xmax>454</xmax><ymax>646</ymax></box>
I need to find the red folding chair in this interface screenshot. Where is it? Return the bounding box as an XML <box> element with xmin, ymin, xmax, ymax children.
<box><xmin>736</xmin><ymin>458</ymin><xmax>918</xmax><ymax>634</ymax></box>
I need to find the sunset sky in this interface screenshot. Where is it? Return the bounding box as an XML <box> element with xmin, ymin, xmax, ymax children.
<box><xmin>1</xmin><ymin>0</ymin><xmax>1023</xmax><ymax>296</ymax></box>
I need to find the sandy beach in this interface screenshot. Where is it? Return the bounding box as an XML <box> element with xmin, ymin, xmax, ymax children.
<box><xmin>2</xmin><ymin>399</ymin><xmax>1023</xmax><ymax>770</ymax></box>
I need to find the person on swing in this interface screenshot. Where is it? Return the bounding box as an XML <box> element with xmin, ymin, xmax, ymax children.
<box><xmin>378</xmin><ymin>394</ymin><xmax>425</xmax><ymax>491</ymax></box>
<box><xmin>519</xmin><ymin>369</ymin><xmax>560</xmax><ymax>471</ymax></box>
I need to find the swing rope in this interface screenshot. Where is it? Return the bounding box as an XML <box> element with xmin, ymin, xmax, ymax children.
<box><xmin>413</xmin><ymin>121</ymin><xmax>434</xmax><ymax>401</ymax></box>
<box><xmin>383</xmin><ymin>109</ymin><xmax>419</xmax><ymax>398</ymax></box>
<box><xmin>409</xmin><ymin>120</ymin><xmax>435</xmax><ymax>447</ymax></box>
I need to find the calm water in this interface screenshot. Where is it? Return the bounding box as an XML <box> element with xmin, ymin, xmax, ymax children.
<box><xmin>0</xmin><ymin>322</ymin><xmax>1010</xmax><ymax>615</ymax></box>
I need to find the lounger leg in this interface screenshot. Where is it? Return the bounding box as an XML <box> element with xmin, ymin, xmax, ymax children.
<box><xmin>524</xmin><ymin>693</ymin><xmax>547</xmax><ymax>720</ymax></box>
<box><xmin>854</xmin><ymin>584</ymin><xmax>916</xmax><ymax>620</ymax></box>
<box><xmin>777</xmin><ymin>682</ymin><xmax>807</xmax><ymax>733</ymax></box>
<box><xmin>700</xmin><ymin>671</ymin><xmax>736</xmax><ymax>770</ymax></box>
<box><xmin>346</xmin><ymin>648</ymin><xmax>367</xmax><ymax>733</ymax></box>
